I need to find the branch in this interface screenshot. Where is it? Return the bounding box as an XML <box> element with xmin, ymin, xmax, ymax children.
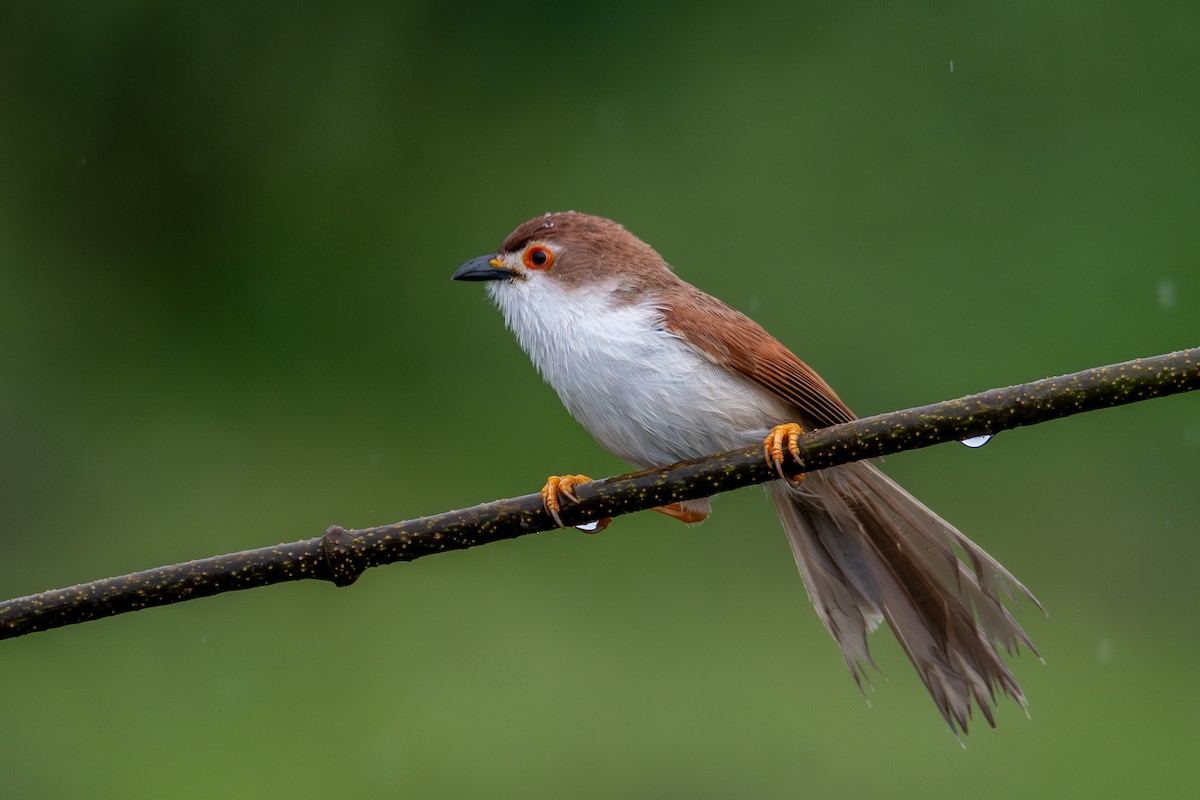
<box><xmin>3</xmin><ymin>347</ymin><xmax>1197</xmax><ymax>641</ymax></box>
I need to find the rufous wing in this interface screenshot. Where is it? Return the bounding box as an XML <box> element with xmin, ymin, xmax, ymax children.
<box><xmin>662</xmin><ymin>289</ymin><xmax>856</xmax><ymax>430</ymax></box>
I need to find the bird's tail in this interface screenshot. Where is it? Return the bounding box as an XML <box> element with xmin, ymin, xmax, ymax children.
<box><xmin>770</xmin><ymin>460</ymin><xmax>1041</xmax><ymax>736</ymax></box>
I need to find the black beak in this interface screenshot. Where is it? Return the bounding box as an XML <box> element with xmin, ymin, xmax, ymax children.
<box><xmin>452</xmin><ymin>254</ymin><xmax>512</xmax><ymax>282</ymax></box>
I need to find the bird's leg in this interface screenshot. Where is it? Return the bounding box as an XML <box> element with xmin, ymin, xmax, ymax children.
<box><xmin>763</xmin><ymin>422</ymin><xmax>807</xmax><ymax>485</ymax></box>
<box><xmin>652</xmin><ymin>503</ymin><xmax>710</xmax><ymax>524</ymax></box>
<box><xmin>540</xmin><ymin>475</ymin><xmax>709</xmax><ymax>531</ymax></box>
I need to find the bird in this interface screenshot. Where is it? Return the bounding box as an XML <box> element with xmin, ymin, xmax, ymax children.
<box><xmin>452</xmin><ymin>211</ymin><xmax>1040</xmax><ymax>735</ymax></box>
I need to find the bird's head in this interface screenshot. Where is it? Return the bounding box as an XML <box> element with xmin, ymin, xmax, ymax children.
<box><xmin>452</xmin><ymin>211</ymin><xmax>676</xmax><ymax>302</ymax></box>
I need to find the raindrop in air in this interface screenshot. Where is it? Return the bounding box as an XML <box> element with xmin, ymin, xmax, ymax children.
<box><xmin>1157</xmin><ymin>278</ymin><xmax>1176</xmax><ymax>310</ymax></box>
<box><xmin>960</xmin><ymin>434</ymin><xmax>992</xmax><ymax>448</ymax></box>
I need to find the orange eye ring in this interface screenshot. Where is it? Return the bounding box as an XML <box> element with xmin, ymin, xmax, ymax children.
<box><xmin>522</xmin><ymin>245</ymin><xmax>555</xmax><ymax>271</ymax></box>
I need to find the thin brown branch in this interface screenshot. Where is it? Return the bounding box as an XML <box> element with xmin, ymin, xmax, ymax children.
<box><xmin>2</xmin><ymin>347</ymin><xmax>1197</xmax><ymax>641</ymax></box>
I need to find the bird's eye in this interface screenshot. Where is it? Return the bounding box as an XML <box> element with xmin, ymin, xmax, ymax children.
<box><xmin>522</xmin><ymin>245</ymin><xmax>554</xmax><ymax>271</ymax></box>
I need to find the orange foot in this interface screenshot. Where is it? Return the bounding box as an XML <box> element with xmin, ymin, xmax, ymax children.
<box><xmin>540</xmin><ymin>474</ymin><xmax>612</xmax><ymax>533</ymax></box>
<box><xmin>763</xmin><ymin>422</ymin><xmax>807</xmax><ymax>485</ymax></box>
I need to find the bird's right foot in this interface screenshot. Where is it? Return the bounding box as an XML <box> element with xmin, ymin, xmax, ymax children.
<box><xmin>540</xmin><ymin>474</ymin><xmax>612</xmax><ymax>533</ymax></box>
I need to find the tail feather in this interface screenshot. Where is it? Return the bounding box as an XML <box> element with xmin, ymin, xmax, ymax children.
<box><xmin>770</xmin><ymin>460</ymin><xmax>1040</xmax><ymax>736</ymax></box>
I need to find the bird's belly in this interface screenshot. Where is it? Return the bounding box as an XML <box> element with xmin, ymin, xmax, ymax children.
<box><xmin>526</xmin><ymin>304</ymin><xmax>789</xmax><ymax>468</ymax></box>
<box><xmin>563</xmin><ymin>368</ymin><xmax>778</xmax><ymax>468</ymax></box>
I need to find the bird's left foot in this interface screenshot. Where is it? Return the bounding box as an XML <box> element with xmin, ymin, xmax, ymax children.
<box><xmin>763</xmin><ymin>423</ymin><xmax>807</xmax><ymax>485</ymax></box>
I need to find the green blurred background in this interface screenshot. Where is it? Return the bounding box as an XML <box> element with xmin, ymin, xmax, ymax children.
<box><xmin>2</xmin><ymin>1</ymin><xmax>1198</xmax><ymax>797</ymax></box>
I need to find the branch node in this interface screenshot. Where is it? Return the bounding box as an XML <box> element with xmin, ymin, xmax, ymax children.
<box><xmin>321</xmin><ymin>525</ymin><xmax>364</xmax><ymax>587</ymax></box>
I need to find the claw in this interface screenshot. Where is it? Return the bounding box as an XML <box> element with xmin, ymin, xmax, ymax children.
<box><xmin>540</xmin><ymin>474</ymin><xmax>593</xmax><ymax>528</ymax></box>
<box><xmin>763</xmin><ymin>423</ymin><xmax>807</xmax><ymax>485</ymax></box>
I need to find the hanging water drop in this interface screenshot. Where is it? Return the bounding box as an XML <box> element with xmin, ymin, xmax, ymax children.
<box><xmin>573</xmin><ymin>517</ymin><xmax>612</xmax><ymax>533</ymax></box>
<box><xmin>960</xmin><ymin>434</ymin><xmax>992</xmax><ymax>448</ymax></box>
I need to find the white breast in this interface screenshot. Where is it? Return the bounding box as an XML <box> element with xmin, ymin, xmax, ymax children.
<box><xmin>489</xmin><ymin>277</ymin><xmax>789</xmax><ymax>468</ymax></box>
